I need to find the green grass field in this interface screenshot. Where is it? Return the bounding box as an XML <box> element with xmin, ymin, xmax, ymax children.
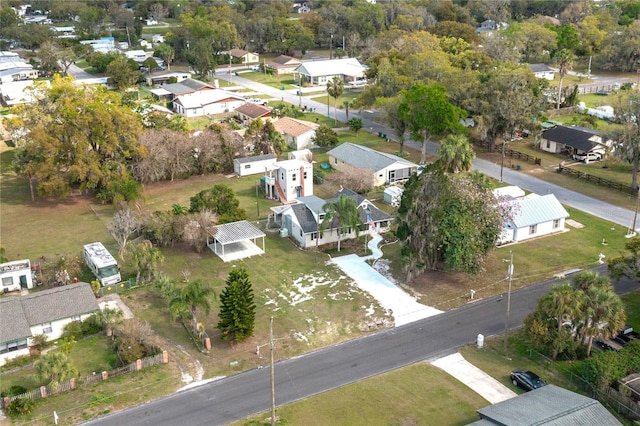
<box><xmin>233</xmin><ymin>363</ymin><xmax>488</xmax><ymax>426</ymax></box>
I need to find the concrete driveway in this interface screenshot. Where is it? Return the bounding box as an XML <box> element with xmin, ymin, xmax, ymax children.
<box><xmin>331</xmin><ymin>233</ymin><xmax>442</xmax><ymax>327</ymax></box>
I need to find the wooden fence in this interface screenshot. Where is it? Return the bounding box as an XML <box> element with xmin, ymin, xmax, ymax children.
<box><xmin>503</xmin><ymin>147</ymin><xmax>542</xmax><ymax>165</ymax></box>
<box><xmin>1</xmin><ymin>351</ymin><xmax>168</xmax><ymax>409</ymax></box>
<box><xmin>557</xmin><ymin>166</ymin><xmax>635</xmax><ymax>195</ymax></box>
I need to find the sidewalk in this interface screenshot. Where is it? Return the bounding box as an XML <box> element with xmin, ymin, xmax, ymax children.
<box><xmin>431</xmin><ymin>353</ymin><xmax>516</xmax><ymax>404</ymax></box>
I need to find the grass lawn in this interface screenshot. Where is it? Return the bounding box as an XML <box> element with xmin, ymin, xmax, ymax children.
<box><xmin>621</xmin><ymin>290</ymin><xmax>640</xmax><ymax>331</ymax></box>
<box><xmin>233</xmin><ymin>362</ymin><xmax>487</xmax><ymax>426</ymax></box>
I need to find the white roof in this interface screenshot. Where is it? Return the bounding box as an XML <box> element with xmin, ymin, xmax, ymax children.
<box><xmin>150</xmin><ymin>88</ymin><xmax>171</xmax><ymax>96</ymax></box>
<box><xmin>384</xmin><ymin>186</ymin><xmax>404</xmax><ymax>196</ymax></box>
<box><xmin>296</xmin><ymin>58</ymin><xmax>366</xmax><ymax>78</ymax></box>
<box><xmin>174</xmin><ymin>89</ymin><xmax>245</xmax><ymax>109</ymax></box>
<box><xmin>275</xmin><ymin>159</ymin><xmax>311</xmax><ymax>169</ymax></box>
<box><xmin>493</xmin><ymin>186</ymin><xmax>525</xmax><ymax>200</ymax></box>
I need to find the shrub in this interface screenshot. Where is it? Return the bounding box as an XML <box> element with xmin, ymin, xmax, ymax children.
<box><xmin>0</xmin><ymin>385</ymin><xmax>27</xmax><ymax>397</ymax></box>
<box><xmin>62</xmin><ymin>321</ymin><xmax>83</xmax><ymax>339</ymax></box>
<box><xmin>5</xmin><ymin>398</ymin><xmax>35</xmax><ymax>416</ymax></box>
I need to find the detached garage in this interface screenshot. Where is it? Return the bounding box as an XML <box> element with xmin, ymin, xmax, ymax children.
<box><xmin>234</xmin><ymin>154</ymin><xmax>277</xmax><ymax>177</ymax></box>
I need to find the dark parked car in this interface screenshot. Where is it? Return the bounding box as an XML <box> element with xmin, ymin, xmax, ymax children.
<box><xmin>510</xmin><ymin>369</ymin><xmax>547</xmax><ymax>391</ymax></box>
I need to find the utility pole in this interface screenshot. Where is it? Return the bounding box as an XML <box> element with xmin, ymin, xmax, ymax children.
<box><xmin>256</xmin><ymin>181</ymin><xmax>260</xmax><ymax>218</ymax></box>
<box><xmin>500</xmin><ymin>140</ymin><xmax>507</xmax><ymax>182</ymax></box>
<box><xmin>330</xmin><ymin>34</ymin><xmax>333</xmax><ymax>60</ymax></box>
<box><xmin>270</xmin><ymin>316</ymin><xmax>275</xmax><ymax>426</ymax></box>
<box><xmin>503</xmin><ymin>251</ymin><xmax>513</xmax><ymax>358</ymax></box>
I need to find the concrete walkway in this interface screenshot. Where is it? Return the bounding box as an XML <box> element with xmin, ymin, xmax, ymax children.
<box><xmin>431</xmin><ymin>353</ymin><xmax>517</xmax><ymax>404</ymax></box>
<box><xmin>331</xmin><ymin>233</ymin><xmax>442</xmax><ymax>327</ymax></box>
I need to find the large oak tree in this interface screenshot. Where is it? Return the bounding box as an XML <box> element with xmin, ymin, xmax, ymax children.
<box><xmin>8</xmin><ymin>75</ymin><xmax>144</xmax><ymax>202</ymax></box>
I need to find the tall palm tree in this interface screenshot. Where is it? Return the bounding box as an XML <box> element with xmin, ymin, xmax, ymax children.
<box><xmin>435</xmin><ymin>134</ymin><xmax>475</xmax><ymax>174</ymax></box>
<box><xmin>320</xmin><ymin>194</ymin><xmax>362</xmax><ymax>252</ymax></box>
<box><xmin>581</xmin><ymin>284</ymin><xmax>626</xmax><ymax>356</ymax></box>
<box><xmin>100</xmin><ymin>307</ymin><xmax>124</xmax><ymax>338</ymax></box>
<box><xmin>539</xmin><ymin>284</ymin><xmax>583</xmax><ymax>358</ymax></box>
<box><xmin>326</xmin><ymin>76</ymin><xmax>344</xmax><ymax>126</ymax></box>
<box><xmin>554</xmin><ymin>49</ymin><xmax>573</xmax><ymax>110</ymax></box>
<box><xmin>169</xmin><ymin>279</ymin><xmax>214</xmax><ymax>334</ymax></box>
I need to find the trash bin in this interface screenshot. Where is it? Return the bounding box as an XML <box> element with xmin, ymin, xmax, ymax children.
<box><xmin>516</xmin><ymin>164</ymin><xmax>521</xmax><ymax>170</ymax></box>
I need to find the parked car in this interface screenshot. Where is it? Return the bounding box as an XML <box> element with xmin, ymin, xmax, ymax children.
<box><xmin>510</xmin><ymin>369</ymin><xmax>547</xmax><ymax>391</ymax></box>
<box><xmin>572</xmin><ymin>152</ymin><xmax>602</xmax><ymax>162</ymax></box>
<box><xmin>249</xmin><ymin>65</ymin><xmax>260</xmax><ymax>71</ymax></box>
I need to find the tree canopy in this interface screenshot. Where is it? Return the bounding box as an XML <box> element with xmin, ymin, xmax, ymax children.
<box><xmin>7</xmin><ymin>75</ymin><xmax>144</xmax><ymax>203</ymax></box>
<box><xmin>396</xmin><ymin>170</ymin><xmax>509</xmax><ymax>279</ymax></box>
<box><xmin>217</xmin><ymin>266</ymin><xmax>256</xmax><ymax>343</ymax></box>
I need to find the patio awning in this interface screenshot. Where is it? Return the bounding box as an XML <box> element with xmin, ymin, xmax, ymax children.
<box><xmin>207</xmin><ymin>220</ymin><xmax>266</xmax><ymax>262</ymax></box>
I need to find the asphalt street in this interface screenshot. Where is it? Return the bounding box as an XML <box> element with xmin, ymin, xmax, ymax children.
<box><xmin>83</xmin><ymin>267</ymin><xmax>639</xmax><ymax>426</ymax></box>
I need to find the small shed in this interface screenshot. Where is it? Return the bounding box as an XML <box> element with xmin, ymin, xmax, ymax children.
<box><xmin>0</xmin><ymin>259</ymin><xmax>34</xmax><ymax>292</ymax></box>
<box><xmin>234</xmin><ymin>154</ymin><xmax>277</xmax><ymax>177</ymax></box>
<box><xmin>383</xmin><ymin>186</ymin><xmax>404</xmax><ymax>207</ymax></box>
<box><xmin>207</xmin><ymin>221</ymin><xmax>266</xmax><ymax>262</ymax></box>
<box><xmin>493</xmin><ymin>186</ymin><xmax>525</xmax><ymax>200</ymax></box>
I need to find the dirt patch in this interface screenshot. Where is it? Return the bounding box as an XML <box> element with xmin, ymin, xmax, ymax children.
<box><xmin>406</xmin><ymin>269</ymin><xmax>476</xmax><ymax>309</ymax></box>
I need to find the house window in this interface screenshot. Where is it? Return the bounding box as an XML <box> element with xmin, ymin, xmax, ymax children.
<box><xmin>2</xmin><ymin>276</ymin><xmax>13</xmax><ymax>287</ymax></box>
<box><xmin>281</xmin><ymin>172</ymin><xmax>284</xmax><ymax>180</ymax></box>
<box><xmin>292</xmin><ymin>173</ymin><xmax>297</xmax><ymax>181</ymax></box>
<box><xmin>318</xmin><ymin>213</ymin><xmax>325</xmax><ymax>221</ymax></box>
<box><xmin>311</xmin><ymin>232</ymin><xmax>318</xmax><ymax>240</ymax></box>
<box><xmin>244</xmin><ymin>164</ymin><xmax>251</xmax><ymax>169</ymax></box>
<box><xmin>529</xmin><ymin>224</ymin><xmax>537</xmax><ymax>235</ymax></box>
<box><xmin>42</xmin><ymin>322</ymin><xmax>53</xmax><ymax>334</ymax></box>
<box><xmin>553</xmin><ymin>219</ymin><xmax>560</xmax><ymax>228</ymax></box>
<box><xmin>546</xmin><ymin>140</ymin><xmax>550</xmax><ymax>149</ymax></box>
<box><xmin>300</xmin><ymin>229</ymin><xmax>303</xmax><ymax>236</ymax></box>
<box><xmin>304</xmin><ymin>171</ymin><xmax>307</xmax><ymax>179</ymax></box>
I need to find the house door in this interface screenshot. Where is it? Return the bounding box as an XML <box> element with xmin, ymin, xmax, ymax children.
<box><xmin>19</xmin><ymin>275</ymin><xmax>28</xmax><ymax>288</ymax></box>
<box><xmin>389</xmin><ymin>170</ymin><xmax>396</xmax><ymax>183</ymax></box>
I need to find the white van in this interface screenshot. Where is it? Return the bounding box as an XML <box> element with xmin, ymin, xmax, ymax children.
<box><xmin>83</xmin><ymin>242</ymin><xmax>121</xmax><ymax>286</ymax></box>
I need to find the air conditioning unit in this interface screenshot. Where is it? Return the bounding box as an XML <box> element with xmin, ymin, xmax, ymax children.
<box><xmin>279</xmin><ymin>228</ymin><xmax>288</xmax><ymax>237</ymax></box>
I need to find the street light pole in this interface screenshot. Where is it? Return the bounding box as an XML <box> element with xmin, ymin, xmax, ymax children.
<box><xmin>270</xmin><ymin>316</ymin><xmax>275</xmax><ymax>426</ymax></box>
<box><xmin>503</xmin><ymin>251</ymin><xmax>513</xmax><ymax>358</ymax></box>
<box><xmin>500</xmin><ymin>140</ymin><xmax>506</xmax><ymax>182</ymax></box>
<box><xmin>330</xmin><ymin>34</ymin><xmax>333</xmax><ymax>60</ymax></box>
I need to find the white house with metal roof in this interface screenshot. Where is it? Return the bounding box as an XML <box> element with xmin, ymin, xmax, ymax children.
<box><xmin>0</xmin><ymin>283</ymin><xmax>99</xmax><ymax>366</ymax></box>
<box><xmin>498</xmin><ymin>193</ymin><xmax>569</xmax><ymax>245</ymax></box>
<box><xmin>295</xmin><ymin>58</ymin><xmax>367</xmax><ymax>86</ymax></box>
<box><xmin>172</xmin><ymin>89</ymin><xmax>246</xmax><ymax>117</ymax></box>
<box><xmin>234</xmin><ymin>153</ymin><xmax>277</xmax><ymax>177</ymax></box>
<box><xmin>327</xmin><ymin>143</ymin><xmax>418</xmax><ymax>187</ymax></box>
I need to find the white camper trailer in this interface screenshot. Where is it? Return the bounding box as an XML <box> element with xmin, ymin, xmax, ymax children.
<box><xmin>83</xmin><ymin>242</ymin><xmax>121</xmax><ymax>286</ymax></box>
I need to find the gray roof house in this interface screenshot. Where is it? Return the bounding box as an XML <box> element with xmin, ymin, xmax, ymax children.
<box><xmin>472</xmin><ymin>384</ymin><xmax>621</xmax><ymax>425</ymax></box>
<box><xmin>274</xmin><ymin>187</ymin><xmax>392</xmax><ymax>249</ymax></box>
<box><xmin>498</xmin><ymin>193</ymin><xmax>569</xmax><ymax>245</ymax></box>
<box><xmin>540</xmin><ymin>124</ymin><xmax>608</xmax><ymax>157</ymax></box>
<box><xmin>327</xmin><ymin>143</ymin><xmax>418</xmax><ymax>187</ymax></box>
<box><xmin>529</xmin><ymin>63</ymin><xmax>556</xmax><ymax>80</ymax></box>
<box><xmin>0</xmin><ymin>282</ymin><xmax>99</xmax><ymax>366</ymax></box>
<box><xmin>295</xmin><ymin>58</ymin><xmax>366</xmax><ymax>86</ymax></box>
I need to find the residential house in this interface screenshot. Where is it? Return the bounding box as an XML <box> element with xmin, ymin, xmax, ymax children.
<box><xmin>0</xmin><ymin>79</ymin><xmax>47</xmax><ymax>107</ymax></box>
<box><xmin>327</xmin><ymin>142</ymin><xmax>418</xmax><ymax>187</ymax></box>
<box><xmin>274</xmin><ymin>187</ymin><xmax>391</xmax><ymax>249</ymax></box>
<box><xmin>0</xmin><ymin>283</ymin><xmax>99</xmax><ymax>366</ymax></box>
<box><xmin>233</xmin><ymin>153</ymin><xmax>277</xmax><ymax>177</ymax></box>
<box><xmin>1</xmin><ymin>260</ymin><xmax>34</xmax><ymax>292</ymax></box>
<box><xmin>272</xmin><ymin>117</ymin><xmax>318</xmax><ymax>150</ymax></box>
<box><xmin>0</xmin><ymin>51</ymin><xmax>37</xmax><ymax>84</ymax></box>
<box><xmin>295</xmin><ymin>58</ymin><xmax>367</xmax><ymax>86</ymax></box>
<box><xmin>476</xmin><ymin>19</ymin><xmax>496</xmax><ymax>34</ymax></box>
<box><xmin>529</xmin><ymin>63</ymin><xmax>556</xmax><ymax>80</ymax></box>
<box><xmin>263</xmin><ymin>159</ymin><xmax>313</xmax><ymax>203</ymax></box>
<box><xmin>472</xmin><ymin>384</ymin><xmax>621</xmax><ymax>425</ymax></box>
<box><xmin>79</xmin><ymin>37</ymin><xmax>117</xmax><ymax>54</ymax></box>
<box><xmin>153</xmin><ymin>78</ymin><xmax>214</xmax><ymax>102</ymax></box>
<box><xmin>497</xmin><ymin>193</ymin><xmax>569</xmax><ymax>245</ymax></box>
<box><xmin>147</xmin><ymin>71</ymin><xmax>192</xmax><ymax>87</ymax></box>
<box><xmin>540</xmin><ymin>124</ymin><xmax>609</xmax><ymax>158</ymax></box>
<box><xmin>152</xmin><ymin>34</ymin><xmax>165</xmax><ymax>44</ymax></box>
<box><xmin>228</xmin><ymin>49</ymin><xmax>259</xmax><ymax>65</ymax></box>
<box><xmin>173</xmin><ymin>89</ymin><xmax>246</xmax><ymax>117</ymax></box>
<box><xmin>265</xmin><ymin>55</ymin><xmax>302</xmax><ymax>76</ymax></box>
<box><xmin>235</xmin><ymin>103</ymin><xmax>272</xmax><ymax>125</ymax></box>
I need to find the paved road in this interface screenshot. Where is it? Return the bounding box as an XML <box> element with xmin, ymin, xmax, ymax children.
<box><xmin>215</xmin><ymin>71</ymin><xmax>637</xmax><ymax>230</ymax></box>
<box><xmin>83</xmin><ymin>267</ymin><xmax>639</xmax><ymax>426</ymax></box>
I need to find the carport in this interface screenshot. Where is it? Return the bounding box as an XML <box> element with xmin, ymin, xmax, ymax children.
<box><xmin>207</xmin><ymin>220</ymin><xmax>266</xmax><ymax>262</ymax></box>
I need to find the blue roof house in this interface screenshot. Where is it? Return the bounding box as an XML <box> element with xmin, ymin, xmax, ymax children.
<box><xmin>498</xmin><ymin>194</ymin><xmax>569</xmax><ymax>245</ymax></box>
